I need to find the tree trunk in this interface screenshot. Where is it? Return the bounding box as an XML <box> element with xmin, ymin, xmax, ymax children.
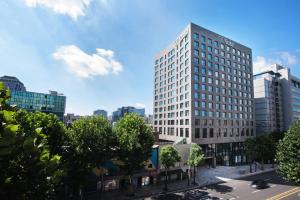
<box><xmin>164</xmin><ymin>170</ymin><xmax>168</xmax><ymax>191</ymax></box>
<box><xmin>126</xmin><ymin>175</ymin><xmax>134</xmax><ymax>196</ymax></box>
<box><xmin>261</xmin><ymin>159</ymin><xmax>264</xmax><ymax>170</ymax></box>
<box><xmin>187</xmin><ymin>169</ymin><xmax>190</xmax><ymax>186</ymax></box>
<box><xmin>193</xmin><ymin>166</ymin><xmax>196</xmax><ymax>185</ymax></box>
<box><xmin>250</xmin><ymin>161</ymin><xmax>252</xmax><ymax>173</ymax></box>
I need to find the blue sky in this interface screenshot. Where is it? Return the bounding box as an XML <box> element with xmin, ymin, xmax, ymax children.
<box><xmin>1</xmin><ymin>0</ymin><xmax>300</xmax><ymax>115</ymax></box>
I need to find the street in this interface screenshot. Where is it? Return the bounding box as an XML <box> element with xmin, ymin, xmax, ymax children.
<box><xmin>146</xmin><ymin>171</ymin><xmax>300</xmax><ymax>200</ymax></box>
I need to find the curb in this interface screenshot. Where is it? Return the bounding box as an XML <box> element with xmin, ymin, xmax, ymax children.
<box><xmin>133</xmin><ymin>168</ymin><xmax>276</xmax><ymax>199</ymax></box>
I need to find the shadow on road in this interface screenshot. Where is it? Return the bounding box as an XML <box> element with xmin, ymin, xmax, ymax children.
<box><xmin>151</xmin><ymin>193</ymin><xmax>185</xmax><ymax>200</ymax></box>
<box><xmin>150</xmin><ymin>190</ymin><xmax>221</xmax><ymax>200</ymax></box>
<box><xmin>205</xmin><ymin>184</ymin><xmax>234</xmax><ymax>194</ymax></box>
<box><xmin>237</xmin><ymin>171</ymin><xmax>295</xmax><ymax>187</ymax></box>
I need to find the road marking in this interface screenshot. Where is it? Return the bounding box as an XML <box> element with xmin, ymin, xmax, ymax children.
<box><xmin>267</xmin><ymin>187</ymin><xmax>300</xmax><ymax>200</ymax></box>
<box><xmin>275</xmin><ymin>189</ymin><xmax>300</xmax><ymax>200</ymax></box>
<box><xmin>270</xmin><ymin>184</ymin><xmax>276</xmax><ymax>188</ymax></box>
<box><xmin>252</xmin><ymin>190</ymin><xmax>260</xmax><ymax>194</ymax></box>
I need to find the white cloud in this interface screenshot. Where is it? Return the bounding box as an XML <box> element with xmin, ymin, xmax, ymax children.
<box><xmin>253</xmin><ymin>56</ymin><xmax>276</xmax><ymax>74</ymax></box>
<box><xmin>135</xmin><ymin>103</ymin><xmax>146</xmax><ymax>108</ymax></box>
<box><xmin>277</xmin><ymin>51</ymin><xmax>297</xmax><ymax>65</ymax></box>
<box><xmin>253</xmin><ymin>51</ymin><xmax>298</xmax><ymax>74</ymax></box>
<box><xmin>24</xmin><ymin>0</ymin><xmax>92</xmax><ymax>20</ymax></box>
<box><xmin>53</xmin><ymin>45</ymin><xmax>123</xmax><ymax>78</ymax></box>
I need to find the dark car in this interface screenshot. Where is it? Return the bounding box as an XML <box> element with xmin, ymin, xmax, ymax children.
<box><xmin>251</xmin><ymin>179</ymin><xmax>268</xmax><ymax>189</ymax></box>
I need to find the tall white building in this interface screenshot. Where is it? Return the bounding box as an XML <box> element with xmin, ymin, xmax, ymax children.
<box><xmin>153</xmin><ymin>23</ymin><xmax>255</xmax><ymax>166</ymax></box>
<box><xmin>254</xmin><ymin>64</ymin><xmax>300</xmax><ymax>133</ymax></box>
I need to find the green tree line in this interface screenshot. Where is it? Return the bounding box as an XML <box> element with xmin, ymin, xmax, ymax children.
<box><xmin>0</xmin><ymin>82</ymin><xmax>155</xmax><ymax>199</ymax></box>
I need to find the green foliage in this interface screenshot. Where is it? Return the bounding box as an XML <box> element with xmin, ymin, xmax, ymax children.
<box><xmin>276</xmin><ymin>121</ymin><xmax>300</xmax><ymax>185</ymax></box>
<box><xmin>0</xmin><ymin>83</ymin><xmax>65</xmax><ymax>199</ymax></box>
<box><xmin>269</xmin><ymin>131</ymin><xmax>285</xmax><ymax>143</ymax></box>
<box><xmin>115</xmin><ymin>113</ymin><xmax>154</xmax><ymax>175</ymax></box>
<box><xmin>187</xmin><ymin>144</ymin><xmax>204</xmax><ymax>167</ymax></box>
<box><xmin>245</xmin><ymin>135</ymin><xmax>276</xmax><ymax>162</ymax></box>
<box><xmin>160</xmin><ymin>145</ymin><xmax>181</xmax><ymax>169</ymax></box>
<box><xmin>68</xmin><ymin>116</ymin><xmax>116</xmax><ymax>168</ymax></box>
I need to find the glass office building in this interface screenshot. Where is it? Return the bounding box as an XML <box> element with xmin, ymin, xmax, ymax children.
<box><xmin>9</xmin><ymin>90</ymin><xmax>66</xmax><ymax>121</ymax></box>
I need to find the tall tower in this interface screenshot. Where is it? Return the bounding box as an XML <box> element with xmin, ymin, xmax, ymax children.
<box><xmin>153</xmin><ymin>23</ymin><xmax>255</xmax><ymax>166</ymax></box>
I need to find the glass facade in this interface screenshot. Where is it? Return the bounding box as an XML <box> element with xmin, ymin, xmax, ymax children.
<box><xmin>9</xmin><ymin>90</ymin><xmax>66</xmax><ymax>121</ymax></box>
<box><xmin>201</xmin><ymin>142</ymin><xmax>247</xmax><ymax>166</ymax></box>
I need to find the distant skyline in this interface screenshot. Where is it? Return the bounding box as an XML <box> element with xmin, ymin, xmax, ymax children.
<box><xmin>1</xmin><ymin>0</ymin><xmax>300</xmax><ymax>115</ymax></box>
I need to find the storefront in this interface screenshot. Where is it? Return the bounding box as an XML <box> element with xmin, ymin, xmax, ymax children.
<box><xmin>201</xmin><ymin>142</ymin><xmax>247</xmax><ymax>166</ymax></box>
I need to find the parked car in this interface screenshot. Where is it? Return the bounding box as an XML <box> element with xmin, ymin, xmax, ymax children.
<box><xmin>251</xmin><ymin>179</ymin><xmax>268</xmax><ymax>189</ymax></box>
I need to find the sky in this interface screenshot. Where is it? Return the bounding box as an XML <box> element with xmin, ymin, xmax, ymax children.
<box><xmin>1</xmin><ymin>0</ymin><xmax>300</xmax><ymax>116</ymax></box>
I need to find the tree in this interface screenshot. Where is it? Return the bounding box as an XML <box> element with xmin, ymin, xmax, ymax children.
<box><xmin>160</xmin><ymin>145</ymin><xmax>181</xmax><ymax>191</ymax></box>
<box><xmin>256</xmin><ymin>135</ymin><xmax>276</xmax><ymax>170</ymax></box>
<box><xmin>276</xmin><ymin>121</ymin><xmax>300</xmax><ymax>185</ymax></box>
<box><xmin>114</xmin><ymin>113</ymin><xmax>154</xmax><ymax>195</ymax></box>
<box><xmin>187</xmin><ymin>144</ymin><xmax>204</xmax><ymax>185</ymax></box>
<box><xmin>0</xmin><ymin>83</ymin><xmax>64</xmax><ymax>199</ymax></box>
<box><xmin>245</xmin><ymin>138</ymin><xmax>258</xmax><ymax>173</ymax></box>
<box><xmin>67</xmin><ymin>116</ymin><xmax>116</xmax><ymax>197</ymax></box>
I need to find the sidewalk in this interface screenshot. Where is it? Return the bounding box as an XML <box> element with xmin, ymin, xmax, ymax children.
<box><xmin>87</xmin><ymin>164</ymin><xmax>275</xmax><ymax>200</ymax></box>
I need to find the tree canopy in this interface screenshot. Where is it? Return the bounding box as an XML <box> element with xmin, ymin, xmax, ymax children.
<box><xmin>115</xmin><ymin>113</ymin><xmax>154</xmax><ymax>174</ymax></box>
<box><xmin>188</xmin><ymin>143</ymin><xmax>204</xmax><ymax>167</ymax></box>
<box><xmin>160</xmin><ymin>145</ymin><xmax>181</xmax><ymax>170</ymax></box>
<box><xmin>276</xmin><ymin>121</ymin><xmax>300</xmax><ymax>185</ymax></box>
<box><xmin>0</xmin><ymin>83</ymin><xmax>64</xmax><ymax>199</ymax></box>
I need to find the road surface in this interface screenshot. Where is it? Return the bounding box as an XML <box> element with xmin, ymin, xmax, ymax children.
<box><xmin>146</xmin><ymin>171</ymin><xmax>300</xmax><ymax>200</ymax></box>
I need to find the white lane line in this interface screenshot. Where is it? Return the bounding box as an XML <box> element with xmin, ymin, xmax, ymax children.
<box><xmin>252</xmin><ymin>190</ymin><xmax>260</xmax><ymax>193</ymax></box>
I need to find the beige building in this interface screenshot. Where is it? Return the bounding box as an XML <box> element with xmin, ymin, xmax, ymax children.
<box><xmin>153</xmin><ymin>23</ymin><xmax>255</xmax><ymax>165</ymax></box>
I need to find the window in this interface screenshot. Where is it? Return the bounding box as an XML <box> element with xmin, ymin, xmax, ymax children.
<box><xmin>194</xmin><ymin>41</ymin><xmax>199</xmax><ymax>48</ymax></box>
<box><xmin>201</xmin><ymin>44</ymin><xmax>206</xmax><ymax>50</ymax></box>
<box><xmin>202</xmin><ymin>110</ymin><xmax>207</xmax><ymax>117</ymax></box>
<box><xmin>194</xmin><ymin>49</ymin><xmax>199</xmax><ymax>56</ymax></box>
<box><xmin>208</xmin><ymin>46</ymin><xmax>212</xmax><ymax>52</ymax></box>
<box><xmin>201</xmin><ymin>35</ymin><xmax>206</xmax><ymax>43</ymax></box>
<box><xmin>193</xmin><ymin>33</ymin><xmax>199</xmax><ymax>40</ymax></box>
<box><xmin>208</xmin><ymin>54</ymin><xmax>212</xmax><ymax>60</ymax></box>
<box><xmin>208</xmin><ymin>38</ymin><xmax>212</xmax><ymax>45</ymax></box>
<box><xmin>195</xmin><ymin>128</ymin><xmax>200</xmax><ymax>138</ymax></box>
<box><xmin>202</xmin><ymin>128</ymin><xmax>207</xmax><ymax>138</ymax></box>
<box><xmin>185</xmin><ymin>128</ymin><xmax>189</xmax><ymax>137</ymax></box>
<box><xmin>214</xmin><ymin>41</ymin><xmax>218</xmax><ymax>47</ymax></box>
<box><xmin>209</xmin><ymin>128</ymin><xmax>214</xmax><ymax>138</ymax></box>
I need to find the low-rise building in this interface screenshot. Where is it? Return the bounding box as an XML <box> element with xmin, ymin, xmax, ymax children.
<box><xmin>112</xmin><ymin>106</ymin><xmax>145</xmax><ymax>122</ymax></box>
<box><xmin>93</xmin><ymin>109</ymin><xmax>108</xmax><ymax>118</ymax></box>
